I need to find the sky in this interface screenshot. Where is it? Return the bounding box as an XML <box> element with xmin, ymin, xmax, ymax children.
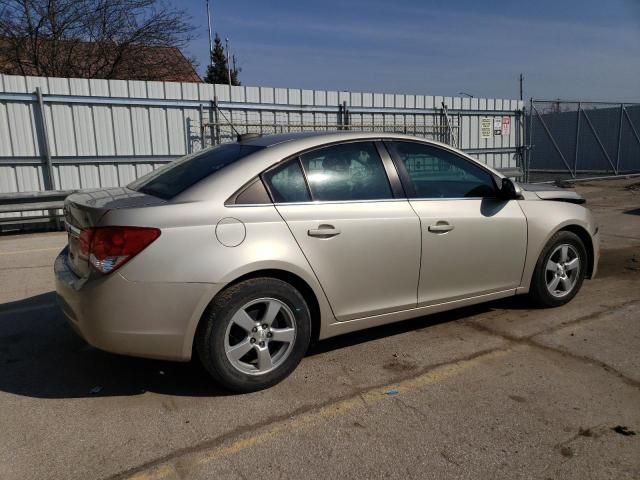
<box><xmin>179</xmin><ymin>0</ymin><xmax>640</xmax><ymax>102</ymax></box>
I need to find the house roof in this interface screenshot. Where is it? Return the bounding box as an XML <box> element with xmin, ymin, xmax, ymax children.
<box><xmin>0</xmin><ymin>38</ymin><xmax>201</xmax><ymax>83</ymax></box>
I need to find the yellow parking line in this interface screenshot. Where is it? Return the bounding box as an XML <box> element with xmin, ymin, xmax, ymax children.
<box><xmin>0</xmin><ymin>247</ymin><xmax>61</xmax><ymax>256</ymax></box>
<box><xmin>124</xmin><ymin>348</ymin><xmax>513</xmax><ymax>480</ymax></box>
<box><xmin>128</xmin><ymin>465</ymin><xmax>176</xmax><ymax>480</ymax></box>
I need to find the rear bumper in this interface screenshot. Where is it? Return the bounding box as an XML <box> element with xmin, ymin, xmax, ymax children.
<box><xmin>54</xmin><ymin>248</ymin><xmax>222</xmax><ymax>361</ymax></box>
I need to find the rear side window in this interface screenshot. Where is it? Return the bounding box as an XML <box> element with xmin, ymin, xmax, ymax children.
<box><xmin>299</xmin><ymin>142</ymin><xmax>393</xmax><ymax>201</ymax></box>
<box><xmin>130</xmin><ymin>144</ymin><xmax>262</xmax><ymax>199</ymax></box>
<box><xmin>263</xmin><ymin>160</ymin><xmax>311</xmax><ymax>203</ymax></box>
<box><xmin>389</xmin><ymin>141</ymin><xmax>497</xmax><ymax>199</ymax></box>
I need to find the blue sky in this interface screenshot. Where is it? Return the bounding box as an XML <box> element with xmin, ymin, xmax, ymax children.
<box><xmin>179</xmin><ymin>0</ymin><xmax>640</xmax><ymax>101</ymax></box>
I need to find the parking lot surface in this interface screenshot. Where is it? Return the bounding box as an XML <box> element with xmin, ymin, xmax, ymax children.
<box><xmin>0</xmin><ymin>178</ymin><xmax>639</xmax><ymax>480</ymax></box>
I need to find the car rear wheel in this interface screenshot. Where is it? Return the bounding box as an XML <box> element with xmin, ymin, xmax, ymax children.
<box><xmin>196</xmin><ymin>277</ymin><xmax>311</xmax><ymax>393</ymax></box>
<box><xmin>529</xmin><ymin>230</ymin><xmax>587</xmax><ymax>308</ymax></box>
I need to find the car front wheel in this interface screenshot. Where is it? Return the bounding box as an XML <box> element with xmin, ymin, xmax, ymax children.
<box><xmin>529</xmin><ymin>230</ymin><xmax>587</xmax><ymax>308</ymax></box>
<box><xmin>196</xmin><ymin>277</ymin><xmax>311</xmax><ymax>393</ymax></box>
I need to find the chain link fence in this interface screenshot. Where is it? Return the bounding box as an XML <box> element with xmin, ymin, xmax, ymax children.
<box><xmin>526</xmin><ymin>100</ymin><xmax>640</xmax><ymax>182</ymax></box>
<box><xmin>203</xmin><ymin>103</ymin><xmax>460</xmax><ymax>148</ymax></box>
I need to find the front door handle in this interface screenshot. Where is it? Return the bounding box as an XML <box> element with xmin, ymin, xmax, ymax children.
<box><xmin>308</xmin><ymin>225</ymin><xmax>341</xmax><ymax>238</ymax></box>
<box><xmin>428</xmin><ymin>222</ymin><xmax>454</xmax><ymax>233</ymax></box>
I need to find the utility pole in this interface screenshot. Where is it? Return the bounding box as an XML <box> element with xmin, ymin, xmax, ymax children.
<box><xmin>519</xmin><ymin>73</ymin><xmax>524</xmax><ymax>101</ymax></box>
<box><xmin>225</xmin><ymin>37</ymin><xmax>231</xmax><ymax>85</ymax></box>
<box><xmin>206</xmin><ymin>0</ymin><xmax>213</xmax><ymax>68</ymax></box>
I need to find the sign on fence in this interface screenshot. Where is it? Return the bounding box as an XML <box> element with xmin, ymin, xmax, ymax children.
<box><xmin>501</xmin><ymin>116</ymin><xmax>511</xmax><ymax>136</ymax></box>
<box><xmin>480</xmin><ymin>117</ymin><xmax>492</xmax><ymax>138</ymax></box>
<box><xmin>493</xmin><ymin>117</ymin><xmax>502</xmax><ymax>136</ymax></box>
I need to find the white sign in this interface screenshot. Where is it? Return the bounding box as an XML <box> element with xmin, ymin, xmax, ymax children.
<box><xmin>480</xmin><ymin>117</ymin><xmax>492</xmax><ymax>138</ymax></box>
<box><xmin>501</xmin><ymin>116</ymin><xmax>511</xmax><ymax>136</ymax></box>
<box><xmin>493</xmin><ymin>117</ymin><xmax>502</xmax><ymax>136</ymax></box>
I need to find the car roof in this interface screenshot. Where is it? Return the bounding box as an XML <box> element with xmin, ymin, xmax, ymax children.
<box><xmin>238</xmin><ymin>131</ymin><xmax>335</xmax><ymax>147</ymax></box>
<box><xmin>178</xmin><ymin>131</ymin><xmax>505</xmax><ymax>202</ymax></box>
<box><xmin>239</xmin><ymin>130</ymin><xmax>459</xmax><ymax>148</ymax></box>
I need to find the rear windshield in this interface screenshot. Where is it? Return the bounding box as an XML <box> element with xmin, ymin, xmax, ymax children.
<box><xmin>129</xmin><ymin>144</ymin><xmax>263</xmax><ymax>199</ymax></box>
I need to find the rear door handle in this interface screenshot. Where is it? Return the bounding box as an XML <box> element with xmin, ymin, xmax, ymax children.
<box><xmin>428</xmin><ymin>222</ymin><xmax>454</xmax><ymax>233</ymax></box>
<box><xmin>308</xmin><ymin>225</ymin><xmax>341</xmax><ymax>238</ymax></box>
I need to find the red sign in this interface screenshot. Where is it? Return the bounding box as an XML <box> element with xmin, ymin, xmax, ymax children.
<box><xmin>501</xmin><ymin>116</ymin><xmax>511</xmax><ymax>136</ymax></box>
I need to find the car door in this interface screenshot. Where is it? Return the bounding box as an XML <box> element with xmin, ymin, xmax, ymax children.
<box><xmin>263</xmin><ymin>140</ymin><xmax>421</xmax><ymax>321</ymax></box>
<box><xmin>386</xmin><ymin>140</ymin><xmax>527</xmax><ymax>306</ymax></box>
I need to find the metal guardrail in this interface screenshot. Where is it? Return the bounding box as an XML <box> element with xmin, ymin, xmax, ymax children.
<box><xmin>0</xmin><ymin>190</ymin><xmax>72</xmax><ymax>226</ymax></box>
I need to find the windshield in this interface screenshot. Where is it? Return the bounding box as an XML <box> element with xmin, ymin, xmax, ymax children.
<box><xmin>129</xmin><ymin>143</ymin><xmax>263</xmax><ymax>199</ymax></box>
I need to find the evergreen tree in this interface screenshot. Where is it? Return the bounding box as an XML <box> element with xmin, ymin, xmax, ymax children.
<box><xmin>204</xmin><ymin>34</ymin><xmax>241</xmax><ymax>85</ymax></box>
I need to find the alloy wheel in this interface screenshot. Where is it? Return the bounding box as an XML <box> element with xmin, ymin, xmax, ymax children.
<box><xmin>545</xmin><ymin>244</ymin><xmax>581</xmax><ymax>298</ymax></box>
<box><xmin>224</xmin><ymin>298</ymin><xmax>297</xmax><ymax>375</ymax></box>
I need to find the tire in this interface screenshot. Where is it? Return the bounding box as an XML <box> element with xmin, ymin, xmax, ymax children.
<box><xmin>196</xmin><ymin>277</ymin><xmax>311</xmax><ymax>393</ymax></box>
<box><xmin>529</xmin><ymin>230</ymin><xmax>587</xmax><ymax>308</ymax></box>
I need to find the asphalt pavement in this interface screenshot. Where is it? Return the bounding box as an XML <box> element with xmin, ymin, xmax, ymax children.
<box><xmin>0</xmin><ymin>177</ymin><xmax>638</xmax><ymax>480</ymax></box>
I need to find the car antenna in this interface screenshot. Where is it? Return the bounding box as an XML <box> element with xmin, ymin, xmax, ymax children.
<box><xmin>214</xmin><ymin>108</ymin><xmax>243</xmax><ymax>139</ymax></box>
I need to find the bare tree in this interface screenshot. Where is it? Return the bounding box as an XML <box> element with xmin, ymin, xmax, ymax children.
<box><xmin>0</xmin><ymin>0</ymin><xmax>195</xmax><ymax>80</ymax></box>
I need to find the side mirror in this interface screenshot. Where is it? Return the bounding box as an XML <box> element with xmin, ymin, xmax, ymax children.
<box><xmin>500</xmin><ymin>178</ymin><xmax>522</xmax><ymax>200</ymax></box>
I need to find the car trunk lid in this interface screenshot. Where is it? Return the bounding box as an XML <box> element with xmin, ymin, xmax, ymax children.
<box><xmin>63</xmin><ymin>188</ymin><xmax>166</xmax><ymax>278</ymax></box>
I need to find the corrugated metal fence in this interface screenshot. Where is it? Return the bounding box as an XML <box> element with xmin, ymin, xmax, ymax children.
<box><xmin>526</xmin><ymin>100</ymin><xmax>640</xmax><ymax>182</ymax></box>
<box><xmin>0</xmin><ymin>73</ymin><xmax>524</xmax><ymax>220</ymax></box>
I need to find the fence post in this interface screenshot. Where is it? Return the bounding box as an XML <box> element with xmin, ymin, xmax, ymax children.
<box><xmin>573</xmin><ymin>103</ymin><xmax>581</xmax><ymax>176</ymax></box>
<box><xmin>526</xmin><ymin>98</ymin><xmax>534</xmax><ymax>182</ymax></box>
<box><xmin>213</xmin><ymin>96</ymin><xmax>221</xmax><ymax>145</ymax></box>
<box><xmin>33</xmin><ymin>87</ymin><xmax>61</xmax><ymax>228</ymax></box>
<box><xmin>616</xmin><ymin>104</ymin><xmax>624</xmax><ymax>173</ymax></box>
<box><xmin>199</xmin><ymin>103</ymin><xmax>206</xmax><ymax>149</ymax></box>
<box><xmin>34</xmin><ymin>87</ymin><xmax>55</xmax><ymax>191</ymax></box>
<box><xmin>343</xmin><ymin>100</ymin><xmax>349</xmax><ymax>130</ymax></box>
<box><xmin>208</xmin><ymin>100</ymin><xmax>215</xmax><ymax>147</ymax></box>
<box><xmin>185</xmin><ymin>117</ymin><xmax>192</xmax><ymax>154</ymax></box>
<box><xmin>515</xmin><ymin>108</ymin><xmax>523</xmax><ymax>180</ymax></box>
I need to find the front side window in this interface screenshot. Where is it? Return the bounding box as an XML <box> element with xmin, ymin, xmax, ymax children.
<box><xmin>389</xmin><ymin>141</ymin><xmax>497</xmax><ymax>199</ymax></box>
<box><xmin>299</xmin><ymin>142</ymin><xmax>393</xmax><ymax>201</ymax></box>
<box><xmin>130</xmin><ymin>144</ymin><xmax>263</xmax><ymax>199</ymax></box>
<box><xmin>263</xmin><ymin>160</ymin><xmax>311</xmax><ymax>203</ymax></box>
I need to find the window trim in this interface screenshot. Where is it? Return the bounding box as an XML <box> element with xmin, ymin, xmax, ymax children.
<box><xmin>262</xmin><ymin>139</ymin><xmax>404</xmax><ymax>205</ymax></box>
<box><xmin>375</xmin><ymin>141</ymin><xmax>407</xmax><ymax>198</ymax></box>
<box><xmin>383</xmin><ymin>139</ymin><xmax>501</xmax><ymax>200</ymax></box>
<box><xmin>225</xmin><ymin>176</ymin><xmax>272</xmax><ymax>207</ymax></box>
<box><xmin>295</xmin><ymin>156</ymin><xmax>314</xmax><ymax>201</ymax></box>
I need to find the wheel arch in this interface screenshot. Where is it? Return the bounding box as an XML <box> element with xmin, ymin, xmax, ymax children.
<box><xmin>517</xmin><ymin>200</ymin><xmax>598</xmax><ymax>295</ymax></box>
<box><xmin>190</xmin><ymin>268</ymin><xmax>324</xmax><ymax>359</ymax></box>
<box><xmin>556</xmin><ymin>224</ymin><xmax>595</xmax><ymax>279</ymax></box>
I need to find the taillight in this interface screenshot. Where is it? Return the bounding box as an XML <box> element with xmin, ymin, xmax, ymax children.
<box><xmin>80</xmin><ymin>227</ymin><xmax>160</xmax><ymax>274</ymax></box>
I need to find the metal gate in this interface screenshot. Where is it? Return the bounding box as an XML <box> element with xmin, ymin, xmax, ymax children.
<box><xmin>525</xmin><ymin>100</ymin><xmax>640</xmax><ymax>182</ymax></box>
